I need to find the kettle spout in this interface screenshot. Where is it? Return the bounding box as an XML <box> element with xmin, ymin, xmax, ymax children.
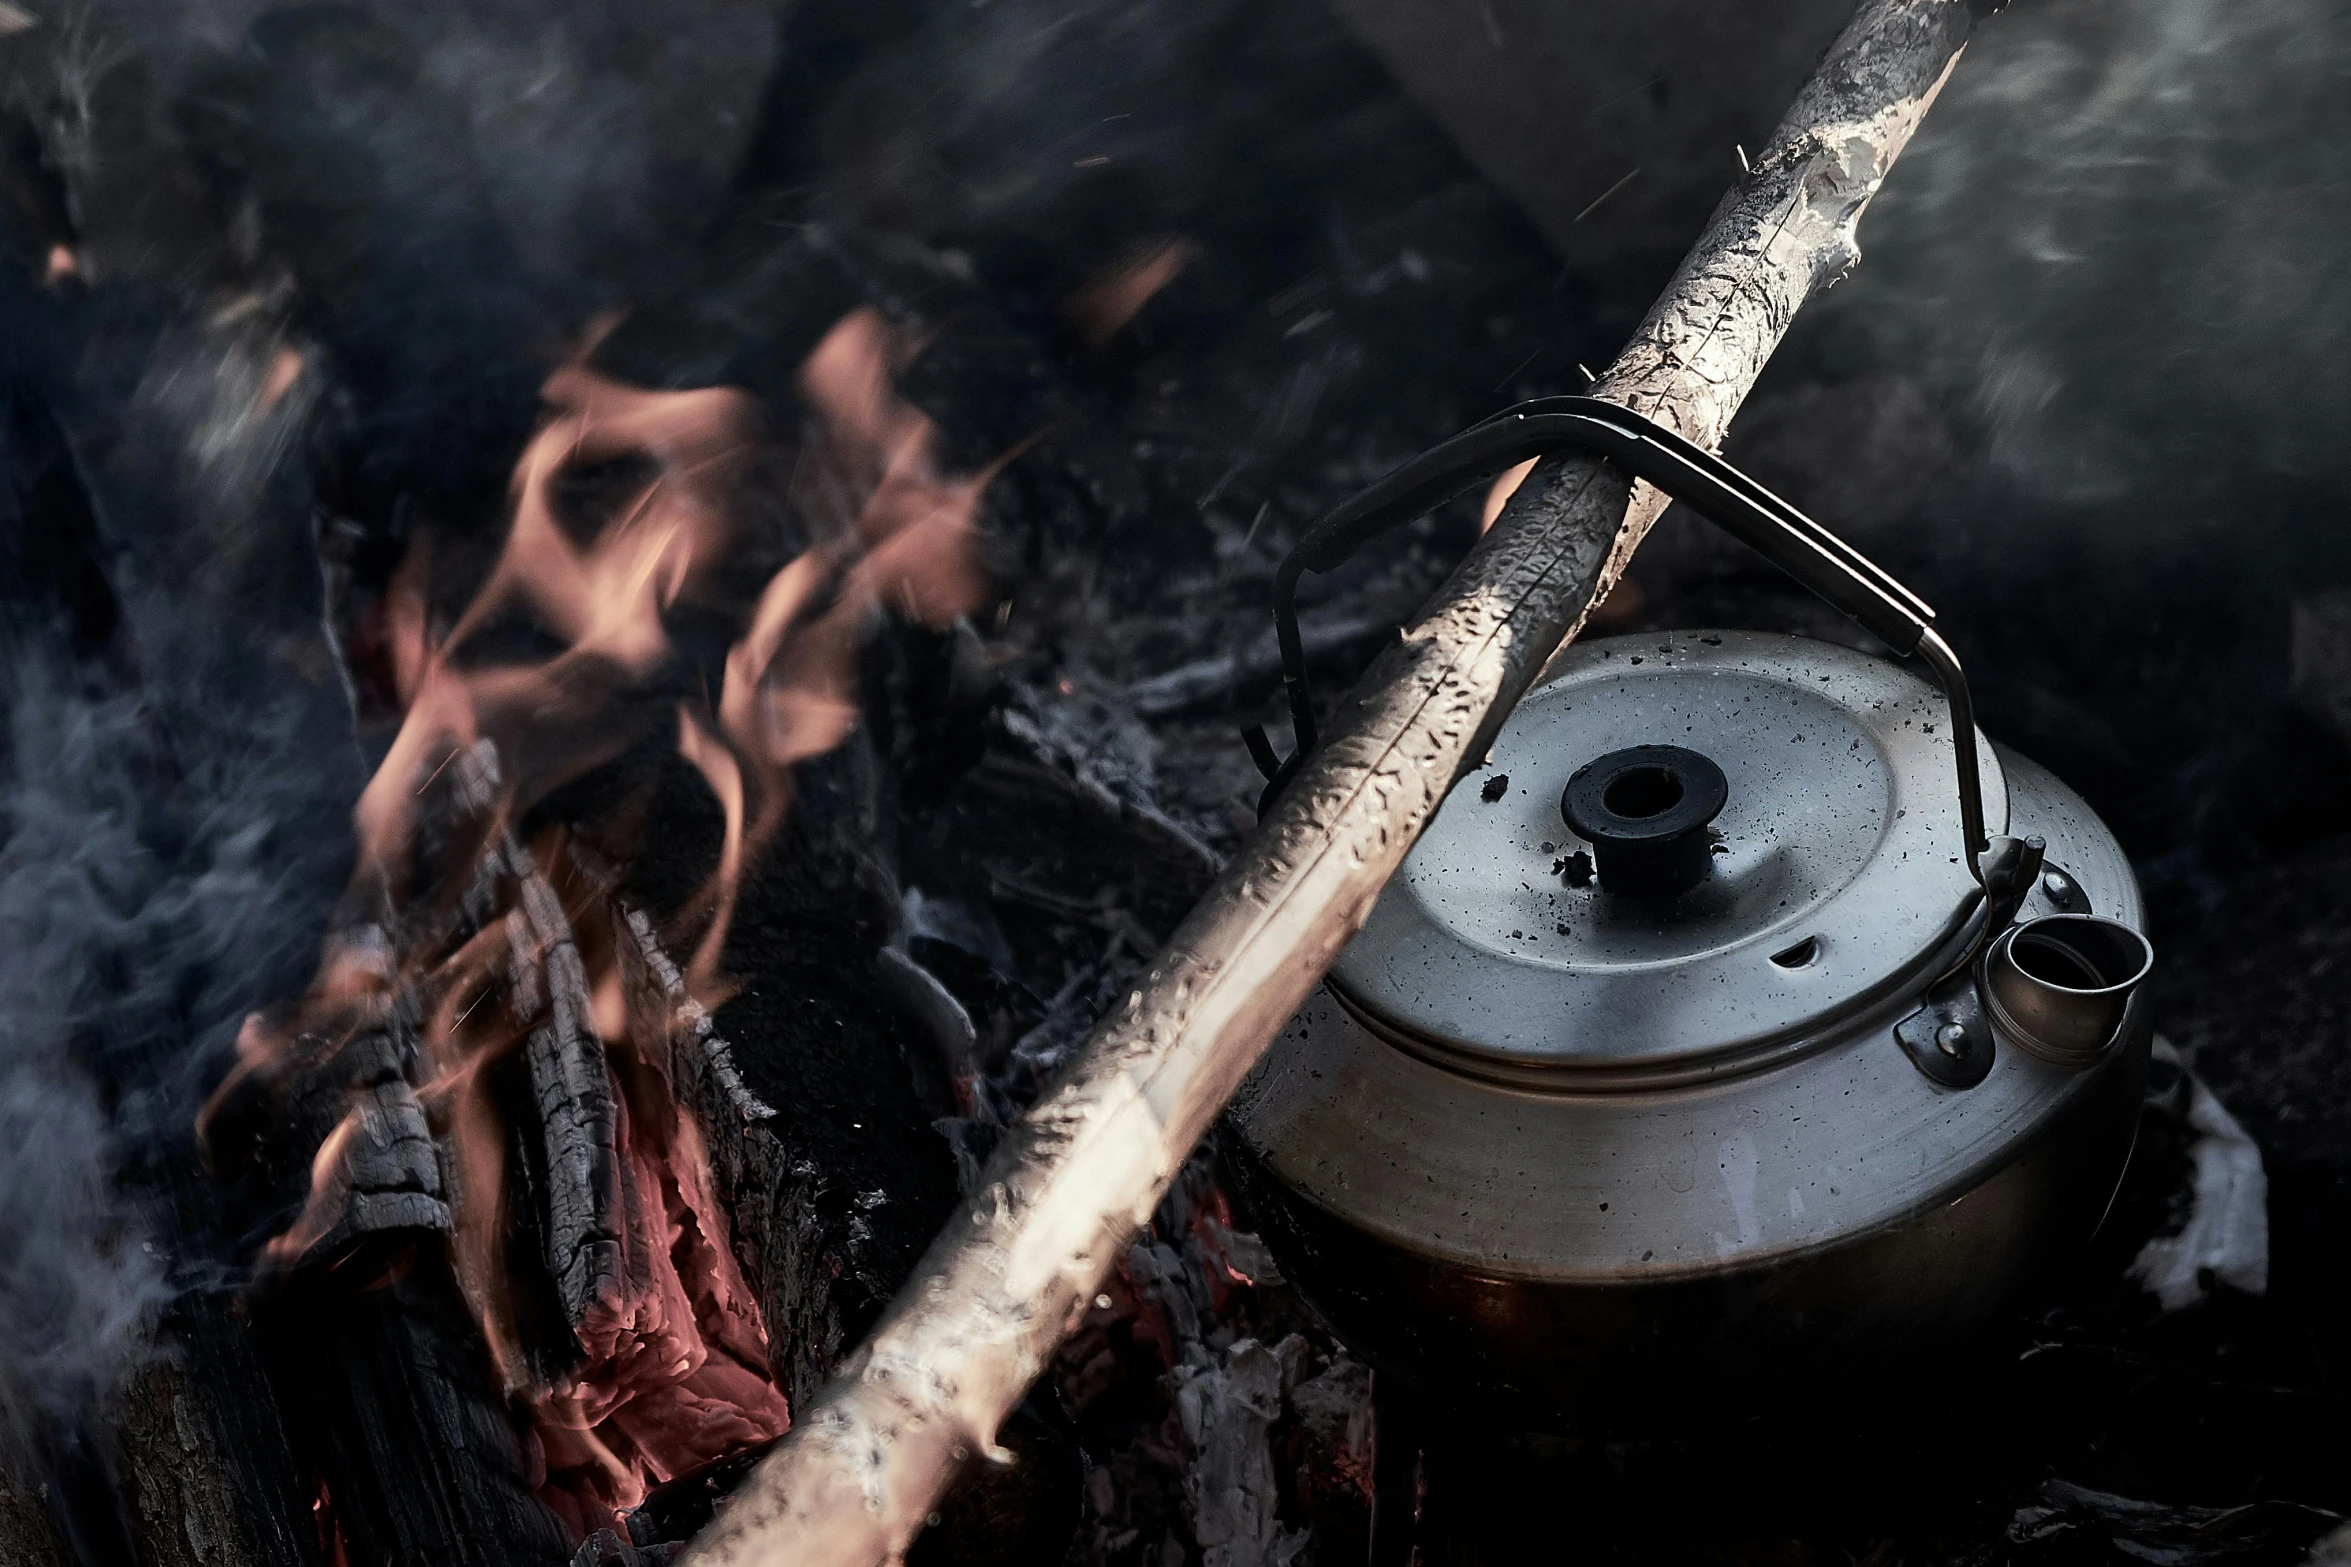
<box><xmin>1984</xmin><ymin>914</ymin><xmax>2154</xmax><ymax>1069</ymax></box>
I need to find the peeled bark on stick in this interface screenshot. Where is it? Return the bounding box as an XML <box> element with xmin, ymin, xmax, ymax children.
<box><xmin>687</xmin><ymin>2</ymin><xmax>1973</xmax><ymax>1560</ymax></box>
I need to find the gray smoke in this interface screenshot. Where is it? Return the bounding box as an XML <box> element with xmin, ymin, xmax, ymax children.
<box><xmin>0</xmin><ymin>671</ymin><xmax>181</xmax><ymax>1471</ymax></box>
<box><xmin>94</xmin><ymin>0</ymin><xmax>775</xmax><ymax>306</ymax></box>
<box><xmin>0</xmin><ymin>309</ymin><xmax>365</xmax><ymax>1507</ymax></box>
<box><xmin>1806</xmin><ymin>0</ymin><xmax>2351</xmax><ymax>521</ymax></box>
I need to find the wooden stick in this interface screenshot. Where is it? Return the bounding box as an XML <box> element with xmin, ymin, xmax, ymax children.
<box><xmin>685</xmin><ymin>4</ymin><xmax>1971</xmax><ymax>1560</ymax></box>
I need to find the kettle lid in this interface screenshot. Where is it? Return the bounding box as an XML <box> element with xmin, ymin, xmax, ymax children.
<box><xmin>1327</xmin><ymin>630</ymin><xmax>2007</xmax><ymax>1089</ymax></box>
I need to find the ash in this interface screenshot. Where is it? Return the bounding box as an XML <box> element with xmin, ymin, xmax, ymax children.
<box><xmin>0</xmin><ymin>0</ymin><xmax>2346</xmax><ymax>1563</ymax></box>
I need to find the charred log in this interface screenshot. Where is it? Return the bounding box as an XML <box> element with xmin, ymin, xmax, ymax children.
<box><xmin>111</xmin><ymin>1290</ymin><xmax>321</xmax><ymax>1567</ymax></box>
<box><xmin>513</xmin><ymin>869</ymin><xmax>629</xmax><ymax>1335</ymax></box>
<box><xmin>0</xmin><ymin>1464</ymin><xmax>67</xmax><ymax>1567</ymax></box>
<box><xmin>602</xmin><ymin>739</ymin><xmax>963</xmax><ymax>1410</ymax></box>
<box><xmin>259</xmin><ymin>1265</ymin><xmax>574</xmax><ymax>1567</ymax></box>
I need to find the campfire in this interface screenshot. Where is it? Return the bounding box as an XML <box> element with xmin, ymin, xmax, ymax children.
<box><xmin>3</xmin><ymin>0</ymin><xmax>2349</xmax><ymax>1564</ymax></box>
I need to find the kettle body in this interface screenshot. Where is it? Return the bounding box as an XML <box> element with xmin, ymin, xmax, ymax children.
<box><xmin>1225</xmin><ymin>629</ymin><xmax>2151</xmax><ymax>1422</ymax></box>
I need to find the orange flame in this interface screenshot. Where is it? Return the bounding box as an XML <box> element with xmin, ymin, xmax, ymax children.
<box><xmin>1482</xmin><ymin>457</ymin><xmax>1536</xmax><ymax>531</ymax></box>
<box><xmin>1065</xmin><ymin>238</ymin><xmax>1195</xmax><ymax>346</ymax></box>
<box><xmin>207</xmin><ymin>303</ymin><xmax>1002</xmax><ymax>1541</ymax></box>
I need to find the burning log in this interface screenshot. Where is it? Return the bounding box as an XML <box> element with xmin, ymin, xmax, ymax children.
<box><xmin>683</xmin><ymin>0</ymin><xmax>1974</xmax><ymax>1560</ymax></box>
<box><xmin>164</xmin><ymin>226</ymin><xmax>1034</xmax><ymax>1551</ymax></box>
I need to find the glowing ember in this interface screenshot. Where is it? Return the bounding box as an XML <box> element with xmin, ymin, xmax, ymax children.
<box><xmin>203</xmin><ymin>304</ymin><xmax>1000</xmax><ymax>1540</ymax></box>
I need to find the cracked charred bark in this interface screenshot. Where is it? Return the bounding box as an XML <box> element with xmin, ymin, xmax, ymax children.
<box><xmin>513</xmin><ymin>867</ymin><xmax>630</xmax><ymax>1333</ymax></box>
<box><xmin>681</xmin><ymin>1</ymin><xmax>1973</xmax><ymax>1562</ymax></box>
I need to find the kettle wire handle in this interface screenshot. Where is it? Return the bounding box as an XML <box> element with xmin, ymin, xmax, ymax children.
<box><xmin>1253</xmin><ymin>395</ymin><xmax>1994</xmax><ymax>887</ymax></box>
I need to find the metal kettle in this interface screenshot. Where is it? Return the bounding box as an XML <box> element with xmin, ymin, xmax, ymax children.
<box><xmin>1225</xmin><ymin>400</ymin><xmax>2155</xmax><ymax>1420</ymax></box>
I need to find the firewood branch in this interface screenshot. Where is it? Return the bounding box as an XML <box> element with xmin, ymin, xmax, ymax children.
<box><xmin>684</xmin><ymin>3</ymin><xmax>1972</xmax><ymax>1561</ymax></box>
